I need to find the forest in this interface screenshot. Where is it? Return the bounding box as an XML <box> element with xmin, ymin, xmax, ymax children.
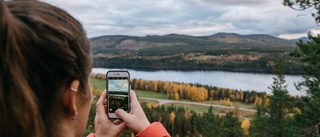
<box><xmin>93</xmin><ymin>51</ymin><xmax>303</xmax><ymax>74</ymax></box>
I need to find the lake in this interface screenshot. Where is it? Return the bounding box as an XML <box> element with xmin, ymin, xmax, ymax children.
<box><xmin>92</xmin><ymin>68</ymin><xmax>305</xmax><ymax>96</ymax></box>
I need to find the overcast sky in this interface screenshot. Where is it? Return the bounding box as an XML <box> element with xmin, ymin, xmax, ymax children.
<box><xmin>42</xmin><ymin>0</ymin><xmax>320</xmax><ymax>39</ymax></box>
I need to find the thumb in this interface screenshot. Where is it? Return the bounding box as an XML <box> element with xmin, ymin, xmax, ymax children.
<box><xmin>115</xmin><ymin>109</ymin><xmax>130</xmax><ymax>120</ymax></box>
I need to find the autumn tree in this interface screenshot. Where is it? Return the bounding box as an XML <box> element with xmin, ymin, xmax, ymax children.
<box><xmin>241</xmin><ymin>119</ymin><xmax>251</xmax><ymax>136</ymax></box>
<box><xmin>169</xmin><ymin>111</ymin><xmax>176</xmax><ymax>135</ymax></box>
<box><xmin>221</xmin><ymin>98</ymin><xmax>233</xmax><ymax>106</ymax></box>
<box><xmin>153</xmin><ymin>81</ymin><xmax>158</xmax><ymax>92</ymax></box>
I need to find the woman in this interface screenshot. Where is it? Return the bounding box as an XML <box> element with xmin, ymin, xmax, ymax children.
<box><xmin>0</xmin><ymin>1</ymin><xmax>169</xmax><ymax>137</ymax></box>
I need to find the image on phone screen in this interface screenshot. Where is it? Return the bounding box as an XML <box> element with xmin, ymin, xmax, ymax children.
<box><xmin>108</xmin><ymin>77</ymin><xmax>129</xmax><ymax>113</ymax></box>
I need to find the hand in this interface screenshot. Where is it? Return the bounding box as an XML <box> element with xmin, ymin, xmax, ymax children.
<box><xmin>115</xmin><ymin>90</ymin><xmax>150</xmax><ymax>134</ymax></box>
<box><xmin>94</xmin><ymin>90</ymin><xmax>126</xmax><ymax>137</ymax></box>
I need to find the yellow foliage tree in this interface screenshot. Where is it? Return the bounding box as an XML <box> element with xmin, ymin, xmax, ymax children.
<box><xmin>140</xmin><ymin>79</ymin><xmax>145</xmax><ymax>90</ymax></box>
<box><xmin>147</xmin><ymin>102</ymin><xmax>159</xmax><ymax>109</ymax></box>
<box><xmin>184</xmin><ymin>111</ymin><xmax>192</xmax><ymax>119</ymax></box>
<box><xmin>293</xmin><ymin>107</ymin><xmax>302</xmax><ymax>114</ymax></box>
<box><xmin>253</xmin><ymin>95</ymin><xmax>260</xmax><ymax>108</ymax></box>
<box><xmin>134</xmin><ymin>79</ymin><xmax>140</xmax><ymax>90</ymax></box>
<box><xmin>222</xmin><ymin>98</ymin><xmax>232</xmax><ymax>106</ymax></box>
<box><xmin>174</xmin><ymin>92</ymin><xmax>179</xmax><ymax>100</ymax></box>
<box><xmin>172</xmin><ymin>84</ymin><xmax>179</xmax><ymax>93</ymax></box>
<box><xmin>153</xmin><ymin>81</ymin><xmax>158</xmax><ymax>92</ymax></box>
<box><xmin>170</xmin><ymin>111</ymin><xmax>176</xmax><ymax>126</ymax></box>
<box><xmin>190</xmin><ymin>86</ymin><xmax>198</xmax><ymax>101</ymax></box>
<box><xmin>178</xmin><ymin>85</ymin><xmax>184</xmax><ymax>99</ymax></box>
<box><xmin>163</xmin><ymin>82</ymin><xmax>170</xmax><ymax>93</ymax></box>
<box><xmin>241</xmin><ymin>119</ymin><xmax>251</xmax><ymax>136</ymax></box>
<box><xmin>185</xmin><ymin>85</ymin><xmax>192</xmax><ymax>100</ymax></box>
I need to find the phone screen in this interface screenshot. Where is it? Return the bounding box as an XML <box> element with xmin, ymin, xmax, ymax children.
<box><xmin>107</xmin><ymin>77</ymin><xmax>130</xmax><ymax>113</ymax></box>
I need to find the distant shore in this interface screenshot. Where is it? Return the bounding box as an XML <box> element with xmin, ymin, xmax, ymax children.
<box><xmin>93</xmin><ymin>65</ymin><xmax>305</xmax><ymax>75</ymax></box>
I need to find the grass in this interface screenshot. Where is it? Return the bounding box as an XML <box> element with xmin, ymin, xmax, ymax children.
<box><xmin>135</xmin><ymin>90</ymin><xmax>167</xmax><ymax>99</ymax></box>
<box><xmin>138</xmin><ymin>99</ymin><xmax>159</xmax><ymax>104</ymax></box>
<box><xmin>203</xmin><ymin>100</ymin><xmax>253</xmax><ymax>109</ymax></box>
<box><xmin>164</xmin><ymin>103</ymin><xmax>218</xmax><ymax>114</ymax></box>
<box><xmin>91</xmin><ymin>78</ymin><xmax>106</xmax><ymax>90</ymax></box>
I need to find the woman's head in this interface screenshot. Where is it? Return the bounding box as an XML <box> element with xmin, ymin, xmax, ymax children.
<box><xmin>0</xmin><ymin>0</ymin><xmax>92</xmax><ymax>136</ymax></box>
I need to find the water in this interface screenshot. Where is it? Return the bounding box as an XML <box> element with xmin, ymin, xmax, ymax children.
<box><xmin>92</xmin><ymin>68</ymin><xmax>305</xmax><ymax>96</ymax></box>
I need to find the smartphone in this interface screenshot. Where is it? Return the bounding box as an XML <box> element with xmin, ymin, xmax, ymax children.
<box><xmin>106</xmin><ymin>71</ymin><xmax>130</xmax><ymax>119</ymax></box>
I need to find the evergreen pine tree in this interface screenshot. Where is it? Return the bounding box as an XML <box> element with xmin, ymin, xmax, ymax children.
<box><xmin>290</xmin><ymin>34</ymin><xmax>320</xmax><ymax>136</ymax></box>
<box><xmin>268</xmin><ymin>58</ymin><xmax>290</xmax><ymax>137</ymax></box>
<box><xmin>250</xmin><ymin>59</ymin><xmax>293</xmax><ymax>137</ymax></box>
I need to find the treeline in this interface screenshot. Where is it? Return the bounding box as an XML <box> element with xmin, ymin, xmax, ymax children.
<box><xmin>93</xmin><ymin>52</ymin><xmax>303</xmax><ymax>74</ymax></box>
<box><xmin>93</xmin><ymin>73</ymin><xmax>267</xmax><ymax>105</ymax></box>
<box><xmin>143</xmin><ymin>104</ymin><xmax>246</xmax><ymax>137</ymax></box>
<box><xmin>131</xmin><ymin>78</ymin><xmax>266</xmax><ymax>104</ymax></box>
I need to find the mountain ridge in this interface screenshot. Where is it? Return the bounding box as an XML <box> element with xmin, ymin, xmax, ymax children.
<box><xmin>91</xmin><ymin>32</ymin><xmax>304</xmax><ymax>74</ymax></box>
<box><xmin>90</xmin><ymin>32</ymin><xmax>301</xmax><ymax>54</ymax></box>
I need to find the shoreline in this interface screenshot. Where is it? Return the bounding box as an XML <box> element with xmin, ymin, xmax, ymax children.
<box><xmin>93</xmin><ymin>65</ymin><xmax>305</xmax><ymax>76</ymax></box>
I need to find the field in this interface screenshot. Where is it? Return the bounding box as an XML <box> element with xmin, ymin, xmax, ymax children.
<box><xmin>135</xmin><ymin>90</ymin><xmax>167</xmax><ymax>99</ymax></box>
<box><xmin>164</xmin><ymin>103</ymin><xmax>219</xmax><ymax>114</ymax></box>
<box><xmin>203</xmin><ymin>100</ymin><xmax>253</xmax><ymax>109</ymax></box>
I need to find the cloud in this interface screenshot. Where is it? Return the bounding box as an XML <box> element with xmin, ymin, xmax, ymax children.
<box><xmin>41</xmin><ymin>0</ymin><xmax>320</xmax><ymax>39</ymax></box>
<box><xmin>201</xmin><ymin>0</ymin><xmax>267</xmax><ymax>6</ymax></box>
<box><xmin>215</xmin><ymin>1</ymin><xmax>318</xmax><ymax>36</ymax></box>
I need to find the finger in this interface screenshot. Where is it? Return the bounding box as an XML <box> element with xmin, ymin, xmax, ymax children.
<box><xmin>115</xmin><ymin>109</ymin><xmax>130</xmax><ymax>120</ymax></box>
<box><xmin>129</xmin><ymin>90</ymin><xmax>143</xmax><ymax>113</ymax></box>
<box><xmin>96</xmin><ymin>90</ymin><xmax>107</xmax><ymax>115</ymax></box>
<box><xmin>103</xmin><ymin>89</ymin><xmax>108</xmax><ymax>105</ymax></box>
<box><xmin>113</xmin><ymin>122</ymin><xmax>127</xmax><ymax>135</ymax></box>
<box><xmin>112</xmin><ymin>119</ymin><xmax>124</xmax><ymax>125</ymax></box>
<box><xmin>130</xmin><ymin>90</ymin><xmax>139</xmax><ymax>106</ymax></box>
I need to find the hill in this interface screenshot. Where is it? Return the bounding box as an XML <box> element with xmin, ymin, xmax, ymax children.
<box><xmin>90</xmin><ymin>33</ymin><xmax>303</xmax><ymax>74</ymax></box>
<box><xmin>90</xmin><ymin>33</ymin><xmax>297</xmax><ymax>54</ymax></box>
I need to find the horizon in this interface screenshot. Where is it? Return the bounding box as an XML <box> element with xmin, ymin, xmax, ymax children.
<box><xmin>42</xmin><ymin>0</ymin><xmax>319</xmax><ymax>40</ymax></box>
<box><xmin>89</xmin><ymin>32</ymin><xmax>308</xmax><ymax>40</ymax></box>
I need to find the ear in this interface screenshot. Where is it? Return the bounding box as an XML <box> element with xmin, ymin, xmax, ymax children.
<box><xmin>62</xmin><ymin>80</ymin><xmax>80</xmax><ymax>117</ymax></box>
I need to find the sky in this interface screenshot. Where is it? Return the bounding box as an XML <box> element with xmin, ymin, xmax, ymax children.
<box><xmin>41</xmin><ymin>0</ymin><xmax>320</xmax><ymax>39</ymax></box>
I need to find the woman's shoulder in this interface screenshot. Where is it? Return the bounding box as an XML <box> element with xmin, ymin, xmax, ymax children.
<box><xmin>136</xmin><ymin>122</ymin><xmax>170</xmax><ymax>137</ymax></box>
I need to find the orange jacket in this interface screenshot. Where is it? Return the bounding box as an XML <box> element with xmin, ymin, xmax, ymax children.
<box><xmin>87</xmin><ymin>122</ymin><xmax>170</xmax><ymax>137</ymax></box>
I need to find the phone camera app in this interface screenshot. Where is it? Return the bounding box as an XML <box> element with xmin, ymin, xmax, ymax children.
<box><xmin>108</xmin><ymin>77</ymin><xmax>129</xmax><ymax>113</ymax></box>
